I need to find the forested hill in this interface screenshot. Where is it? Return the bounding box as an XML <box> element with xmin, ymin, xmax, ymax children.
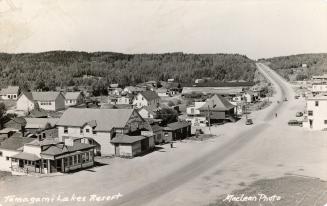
<box><xmin>0</xmin><ymin>51</ymin><xmax>256</xmax><ymax>91</ymax></box>
<box><xmin>260</xmin><ymin>53</ymin><xmax>327</xmax><ymax>81</ymax></box>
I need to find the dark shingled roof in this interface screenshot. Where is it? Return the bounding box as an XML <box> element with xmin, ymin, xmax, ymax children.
<box><xmin>0</xmin><ymin>136</ymin><xmax>35</xmax><ymax>151</ymax></box>
<box><xmin>57</xmin><ymin>108</ymin><xmax>142</xmax><ymax>132</ymax></box>
<box><xmin>166</xmin><ymin>121</ymin><xmax>191</xmax><ymax>131</ymax></box>
<box><xmin>41</xmin><ymin>142</ymin><xmax>95</xmax><ymax>156</ymax></box>
<box><xmin>199</xmin><ymin>95</ymin><xmax>235</xmax><ymax>111</ymax></box>
<box><xmin>139</xmin><ymin>91</ymin><xmax>160</xmax><ymax>101</ymax></box>
<box><xmin>111</xmin><ymin>134</ymin><xmax>146</xmax><ymax>144</ymax></box>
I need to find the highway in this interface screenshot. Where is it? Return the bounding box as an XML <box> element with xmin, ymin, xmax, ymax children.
<box><xmin>111</xmin><ymin>63</ymin><xmax>293</xmax><ymax>206</ymax></box>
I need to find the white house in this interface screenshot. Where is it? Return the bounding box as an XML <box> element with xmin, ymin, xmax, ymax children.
<box><xmin>56</xmin><ymin>108</ymin><xmax>149</xmax><ymax>156</ymax></box>
<box><xmin>184</xmin><ymin>102</ymin><xmax>207</xmax><ymax>127</ymax></box>
<box><xmin>0</xmin><ymin>86</ymin><xmax>20</xmax><ymax>100</ymax></box>
<box><xmin>186</xmin><ymin>102</ymin><xmax>206</xmax><ymax>116</ymax></box>
<box><xmin>138</xmin><ymin>106</ymin><xmax>159</xmax><ymax>119</ymax></box>
<box><xmin>64</xmin><ymin>92</ymin><xmax>84</xmax><ymax>107</ymax></box>
<box><xmin>303</xmin><ymin>94</ymin><xmax>327</xmax><ymax>130</ymax></box>
<box><xmin>16</xmin><ymin>92</ymin><xmax>66</xmax><ymax>112</ymax></box>
<box><xmin>0</xmin><ymin>135</ymin><xmax>34</xmax><ymax>172</ymax></box>
<box><xmin>116</xmin><ymin>94</ymin><xmax>133</xmax><ymax>105</ymax></box>
<box><xmin>133</xmin><ymin>91</ymin><xmax>160</xmax><ymax>109</ymax></box>
<box><xmin>311</xmin><ymin>84</ymin><xmax>327</xmax><ymax>94</ymax></box>
<box><xmin>156</xmin><ymin>88</ymin><xmax>169</xmax><ymax>97</ymax></box>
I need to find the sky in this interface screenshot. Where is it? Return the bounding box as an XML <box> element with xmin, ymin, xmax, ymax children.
<box><xmin>0</xmin><ymin>0</ymin><xmax>326</xmax><ymax>59</ymax></box>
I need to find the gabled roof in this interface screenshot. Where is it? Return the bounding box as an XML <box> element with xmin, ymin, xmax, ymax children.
<box><xmin>31</xmin><ymin>92</ymin><xmax>63</xmax><ymax>101</ymax></box>
<box><xmin>165</xmin><ymin>121</ymin><xmax>191</xmax><ymax>131</ymax></box>
<box><xmin>199</xmin><ymin>95</ymin><xmax>235</xmax><ymax>111</ymax></box>
<box><xmin>138</xmin><ymin>91</ymin><xmax>160</xmax><ymax>101</ymax></box>
<box><xmin>111</xmin><ymin>134</ymin><xmax>146</xmax><ymax>144</ymax></box>
<box><xmin>64</xmin><ymin>92</ymin><xmax>81</xmax><ymax>100</ymax></box>
<box><xmin>25</xmin><ymin>118</ymin><xmax>59</xmax><ymax>129</ymax></box>
<box><xmin>0</xmin><ymin>136</ymin><xmax>34</xmax><ymax>151</ymax></box>
<box><xmin>41</xmin><ymin>142</ymin><xmax>95</xmax><ymax>156</ymax></box>
<box><xmin>0</xmin><ymin>86</ymin><xmax>19</xmax><ymax>95</ymax></box>
<box><xmin>57</xmin><ymin>108</ymin><xmax>142</xmax><ymax>131</ymax></box>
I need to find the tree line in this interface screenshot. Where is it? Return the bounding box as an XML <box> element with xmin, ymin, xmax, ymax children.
<box><xmin>0</xmin><ymin>51</ymin><xmax>256</xmax><ymax>91</ymax></box>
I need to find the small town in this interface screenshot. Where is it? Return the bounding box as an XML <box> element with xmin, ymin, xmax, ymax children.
<box><xmin>0</xmin><ymin>0</ymin><xmax>326</xmax><ymax>206</ymax></box>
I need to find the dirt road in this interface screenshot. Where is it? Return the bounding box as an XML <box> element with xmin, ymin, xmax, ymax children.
<box><xmin>1</xmin><ymin>63</ymin><xmax>326</xmax><ymax>206</ymax></box>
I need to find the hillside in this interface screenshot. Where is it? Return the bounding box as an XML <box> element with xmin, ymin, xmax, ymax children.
<box><xmin>260</xmin><ymin>53</ymin><xmax>327</xmax><ymax>81</ymax></box>
<box><xmin>0</xmin><ymin>51</ymin><xmax>256</xmax><ymax>92</ymax></box>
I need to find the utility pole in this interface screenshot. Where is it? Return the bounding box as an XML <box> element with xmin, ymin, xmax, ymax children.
<box><xmin>207</xmin><ymin>105</ymin><xmax>211</xmax><ymax>134</ymax></box>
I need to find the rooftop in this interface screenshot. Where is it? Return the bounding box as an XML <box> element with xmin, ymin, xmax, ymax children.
<box><xmin>0</xmin><ymin>86</ymin><xmax>19</xmax><ymax>95</ymax></box>
<box><xmin>166</xmin><ymin>121</ymin><xmax>191</xmax><ymax>131</ymax></box>
<box><xmin>64</xmin><ymin>92</ymin><xmax>82</xmax><ymax>100</ymax></box>
<box><xmin>199</xmin><ymin>94</ymin><xmax>235</xmax><ymax>111</ymax></box>
<box><xmin>139</xmin><ymin>91</ymin><xmax>160</xmax><ymax>101</ymax></box>
<box><xmin>0</xmin><ymin>136</ymin><xmax>35</xmax><ymax>151</ymax></box>
<box><xmin>111</xmin><ymin>134</ymin><xmax>146</xmax><ymax>144</ymax></box>
<box><xmin>57</xmin><ymin>108</ymin><xmax>141</xmax><ymax>131</ymax></box>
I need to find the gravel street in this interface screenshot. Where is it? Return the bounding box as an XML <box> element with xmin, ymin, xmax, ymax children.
<box><xmin>0</xmin><ymin>63</ymin><xmax>326</xmax><ymax>206</ymax></box>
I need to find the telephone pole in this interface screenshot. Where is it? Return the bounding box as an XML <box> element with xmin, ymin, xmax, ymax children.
<box><xmin>207</xmin><ymin>105</ymin><xmax>211</xmax><ymax>134</ymax></box>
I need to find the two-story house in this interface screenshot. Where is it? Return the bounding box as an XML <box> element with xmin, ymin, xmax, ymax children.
<box><xmin>303</xmin><ymin>94</ymin><xmax>327</xmax><ymax>130</ymax></box>
<box><xmin>16</xmin><ymin>92</ymin><xmax>66</xmax><ymax>112</ymax></box>
<box><xmin>133</xmin><ymin>91</ymin><xmax>160</xmax><ymax>109</ymax></box>
<box><xmin>56</xmin><ymin>108</ymin><xmax>150</xmax><ymax>156</ymax></box>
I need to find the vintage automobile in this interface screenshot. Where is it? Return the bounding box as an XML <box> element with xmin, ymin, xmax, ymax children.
<box><xmin>296</xmin><ymin>112</ymin><xmax>303</xmax><ymax>117</ymax></box>
<box><xmin>245</xmin><ymin>118</ymin><xmax>253</xmax><ymax>125</ymax></box>
<box><xmin>288</xmin><ymin>120</ymin><xmax>302</xmax><ymax>127</ymax></box>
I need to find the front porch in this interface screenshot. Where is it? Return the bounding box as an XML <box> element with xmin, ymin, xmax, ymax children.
<box><xmin>11</xmin><ymin>150</ymin><xmax>95</xmax><ymax>175</ymax></box>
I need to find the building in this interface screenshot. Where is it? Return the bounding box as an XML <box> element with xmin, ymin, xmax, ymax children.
<box><xmin>0</xmin><ymin>135</ymin><xmax>35</xmax><ymax>172</ymax></box>
<box><xmin>198</xmin><ymin>95</ymin><xmax>236</xmax><ymax>123</ymax></box>
<box><xmin>9</xmin><ymin>138</ymin><xmax>95</xmax><ymax>175</ymax></box>
<box><xmin>156</xmin><ymin>88</ymin><xmax>169</xmax><ymax>97</ymax></box>
<box><xmin>0</xmin><ymin>86</ymin><xmax>20</xmax><ymax>100</ymax></box>
<box><xmin>16</xmin><ymin>92</ymin><xmax>66</xmax><ymax>112</ymax></box>
<box><xmin>184</xmin><ymin>102</ymin><xmax>207</xmax><ymax>127</ymax></box>
<box><xmin>311</xmin><ymin>83</ymin><xmax>327</xmax><ymax>94</ymax></box>
<box><xmin>133</xmin><ymin>91</ymin><xmax>160</xmax><ymax>109</ymax></box>
<box><xmin>24</xmin><ymin>118</ymin><xmax>59</xmax><ymax>134</ymax></box>
<box><xmin>123</xmin><ymin>86</ymin><xmax>146</xmax><ymax>94</ymax></box>
<box><xmin>312</xmin><ymin>74</ymin><xmax>327</xmax><ymax>84</ymax></box>
<box><xmin>64</xmin><ymin>92</ymin><xmax>84</xmax><ymax>107</ymax></box>
<box><xmin>163</xmin><ymin>121</ymin><xmax>191</xmax><ymax>142</ymax></box>
<box><xmin>56</xmin><ymin>108</ymin><xmax>150</xmax><ymax>156</ymax></box>
<box><xmin>116</xmin><ymin>94</ymin><xmax>133</xmax><ymax>105</ymax></box>
<box><xmin>111</xmin><ymin>134</ymin><xmax>154</xmax><ymax>158</ymax></box>
<box><xmin>303</xmin><ymin>94</ymin><xmax>327</xmax><ymax>130</ymax></box>
<box><xmin>138</xmin><ymin>106</ymin><xmax>160</xmax><ymax>119</ymax></box>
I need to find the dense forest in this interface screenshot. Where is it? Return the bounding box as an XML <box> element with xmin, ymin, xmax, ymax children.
<box><xmin>0</xmin><ymin>51</ymin><xmax>256</xmax><ymax>91</ymax></box>
<box><xmin>260</xmin><ymin>53</ymin><xmax>327</xmax><ymax>81</ymax></box>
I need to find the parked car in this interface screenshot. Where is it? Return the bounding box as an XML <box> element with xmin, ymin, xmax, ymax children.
<box><xmin>294</xmin><ymin>95</ymin><xmax>300</xmax><ymax>99</ymax></box>
<box><xmin>245</xmin><ymin>118</ymin><xmax>253</xmax><ymax>125</ymax></box>
<box><xmin>296</xmin><ymin>112</ymin><xmax>303</xmax><ymax>117</ymax></box>
<box><xmin>284</xmin><ymin>98</ymin><xmax>288</xmax><ymax>101</ymax></box>
<box><xmin>288</xmin><ymin>120</ymin><xmax>302</xmax><ymax>126</ymax></box>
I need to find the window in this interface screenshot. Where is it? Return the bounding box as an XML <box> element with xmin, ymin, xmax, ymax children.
<box><xmin>80</xmin><ymin>128</ymin><xmax>83</xmax><ymax>134</ymax></box>
<box><xmin>43</xmin><ymin>160</ymin><xmax>47</xmax><ymax>169</ymax></box>
<box><xmin>85</xmin><ymin>152</ymin><xmax>89</xmax><ymax>162</ymax></box>
<box><xmin>92</xmin><ymin>131</ymin><xmax>97</xmax><ymax>135</ymax></box>
<box><xmin>308</xmin><ymin>110</ymin><xmax>313</xmax><ymax>116</ymax></box>
<box><xmin>74</xmin><ymin>155</ymin><xmax>78</xmax><ymax>165</ymax></box>
<box><xmin>0</xmin><ymin>151</ymin><xmax>2</xmax><ymax>157</ymax></box>
<box><xmin>6</xmin><ymin>157</ymin><xmax>9</xmax><ymax>161</ymax></box>
<box><xmin>86</xmin><ymin>129</ymin><xmax>90</xmax><ymax>133</ymax></box>
<box><xmin>64</xmin><ymin>127</ymin><xmax>68</xmax><ymax>134</ymax></box>
<box><xmin>315</xmin><ymin>101</ymin><xmax>319</xmax><ymax>107</ymax></box>
<box><xmin>69</xmin><ymin>156</ymin><xmax>73</xmax><ymax>166</ymax></box>
<box><xmin>324</xmin><ymin>120</ymin><xmax>327</xmax><ymax>125</ymax></box>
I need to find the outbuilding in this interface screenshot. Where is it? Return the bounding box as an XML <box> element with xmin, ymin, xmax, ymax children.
<box><xmin>111</xmin><ymin>134</ymin><xmax>155</xmax><ymax>158</ymax></box>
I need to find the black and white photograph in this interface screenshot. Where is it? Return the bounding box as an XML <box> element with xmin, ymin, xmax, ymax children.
<box><xmin>0</xmin><ymin>0</ymin><xmax>327</xmax><ymax>205</ymax></box>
